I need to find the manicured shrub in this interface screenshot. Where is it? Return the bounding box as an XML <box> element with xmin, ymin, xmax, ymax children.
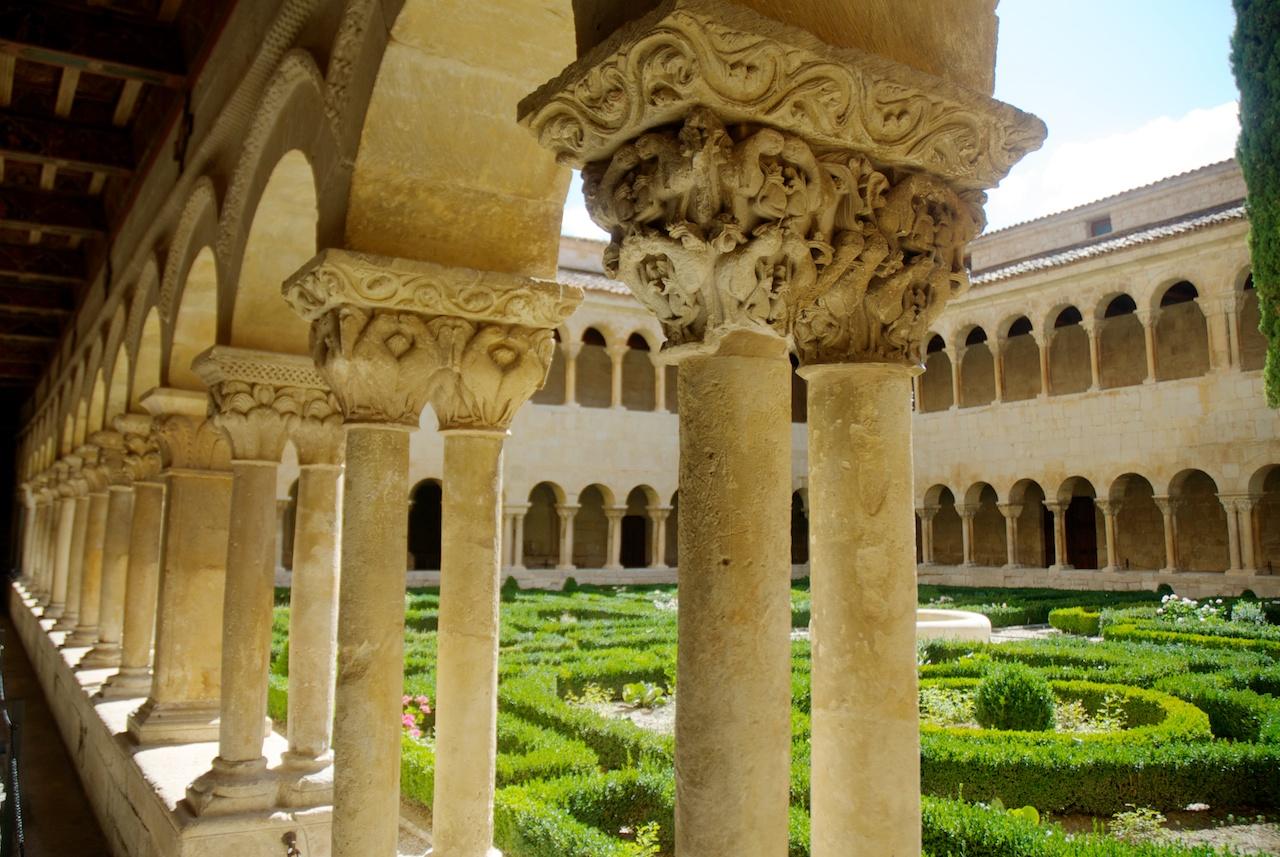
<box><xmin>974</xmin><ymin>664</ymin><xmax>1055</xmax><ymax>731</ymax></box>
<box><xmin>1049</xmin><ymin>607</ymin><xmax>1101</xmax><ymax>636</ymax></box>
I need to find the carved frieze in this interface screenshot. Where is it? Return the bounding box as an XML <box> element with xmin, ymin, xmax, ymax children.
<box><xmin>115</xmin><ymin>414</ymin><xmax>163</xmax><ymax>483</ymax></box>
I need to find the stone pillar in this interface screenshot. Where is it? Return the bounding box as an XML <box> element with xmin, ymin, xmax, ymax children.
<box><xmin>47</xmin><ymin>465</ymin><xmax>78</xmax><ymax>622</ymax></box>
<box><xmin>647</xmin><ymin>505</ymin><xmax>671</xmax><ymax>570</ymax></box>
<box><xmin>1205</xmin><ymin>297</ymin><xmax>1233</xmax><ymax>371</ymax></box>
<box><xmin>101</xmin><ymin>416</ymin><xmax>164</xmax><ymax>699</ymax></box>
<box><xmin>1225</xmin><ymin>294</ymin><xmax>1243</xmax><ymax>368</ymax></box>
<box><xmin>187</xmin><ymin>348</ymin><xmax>330</xmax><ymax>815</ymax></box>
<box><xmin>280</xmin><ymin>408</ymin><xmax>343</xmax><ymax>803</ymax></box>
<box><xmin>1137</xmin><ymin>309</ymin><xmax>1158</xmax><ymax>383</ymax></box>
<box><xmin>1237</xmin><ymin>496</ymin><xmax>1260</xmax><ymax>573</ymax></box>
<box><xmin>37</xmin><ymin>484</ymin><xmax>59</xmax><ymax>606</ymax></box>
<box><xmin>652</xmin><ymin>354</ymin><xmax>667</xmax><ymax>411</ymax></box>
<box><xmin>27</xmin><ymin>484</ymin><xmax>51</xmax><ymax>599</ymax></box>
<box><xmin>18</xmin><ymin>484</ymin><xmax>36</xmax><ymax>584</ymax></box>
<box><xmin>1081</xmin><ymin>318</ymin><xmax>1101</xmax><ymax>391</ymax></box>
<box><xmin>1044</xmin><ymin>501</ymin><xmax>1072</xmax><ymax>570</ymax></box>
<box><xmin>607</xmin><ymin>343</ymin><xmax>627</xmax><ymax>408</ymax></box>
<box><xmin>949</xmin><ymin>346</ymin><xmax>963</xmax><ymax>408</ymax></box>
<box><xmin>1096</xmin><ymin>499</ymin><xmax>1119</xmax><ymax>572</ymax></box>
<box><xmin>1036</xmin><ymin>331</ymin><xmax>1052</xmax><ymax>396</ymax></box>
<box><xmin>917</xmin><ymin>506</ymin><xmax>938</xmax><ymax>565</ymax></box>
<box><xmin>998</xmin><ymin>503</ymin><xmax>1022</xmax><ymax>567</ymax></box>
<box><xmin>1153</xmin><ymin>495</ymin><xmax>1180</xmax><ymax>572</ymax></box>
<box><xmin>128</xmin><ymin>388</ymin><xmax>233</xmax><ymax>745</ymax></box>
<box><xmin>284</xmin><ymin>248</ymin><xmax>580</xmax><ymax>857</ymax></box>
<box><xmin>555</xmin><ymin>503</ymin><xmax>578</xmax><ymax>570</ymax></box>
<box><xmin>957</xmin><ymin>504</ymin><xmax>978</xmax><ymax>566</ymax></box>
<box><xmin>993</xmin><ymin>341</ymin><xmax>1006</xmax><ymax>402</ymax></box>
<box><xmin>522</xmin><ymin>10</ymin><xmax>1043</xmax><ymax>856</ymax></box>
<box><xmin>70</xmin><ymin>434</ymin><xmax>125</xmax><ymax>647</ymax></box>
<box><xmin>604</xmin><ymin>505</ymin><xmax>626</xmax><ymax>570</ymax></box>
<box><xmin>1218</xmin><ymin>493</ymin><xmax>1243</xmax><ymax>572</ymax></box>
<box><xmin>510</xmin><ymin>504</ymin><xmax>528</xmax><ymax>570</ymax></box>
<box><xmin>561</xmin><ymin>342</ymin><xmax>580</xmax><ymax>406</ymax></box>
<box><xmin>80</xmin><ymin>467</ymin><xmax>136</xmax><ymax>667</ymax></box>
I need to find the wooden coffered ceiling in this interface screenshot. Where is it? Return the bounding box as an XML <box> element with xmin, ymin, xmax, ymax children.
<box><xmin>0</xmin><ymin>0</ymin><xmax>227</xmax><ymax>390</ymax></box>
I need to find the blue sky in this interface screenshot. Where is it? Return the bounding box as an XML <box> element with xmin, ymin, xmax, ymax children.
<box><xmin>561</xmin><ymin>1</ymin><xmax>1241</xmax><ymax>237</ymax></box>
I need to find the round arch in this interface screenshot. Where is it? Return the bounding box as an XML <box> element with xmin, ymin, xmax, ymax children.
<box><xmin>1168</xmin><ymin>468</ymin><xmax>1228</xmax><ymax>571</ymax></box>
<box><xmin>1057</xmin><ymin>476</ymin><xmax>1100</xmax><ymax>570</ymax></box>
<box><xmin>1108</xmin><ymin>473</ymin><xmax>1163</xmax><ymax>570</ymax></box>
<box><xmin>523</xmin><ymin>481</ymin><xmax>565</xmax><ymax>569</ymax></box>
<box><xmin>167</xmin><ymin>246</ymin><xmax>219</xmax><ymax>391</ymax></box>
<box><xmin>1154</xmin><ymin>280</ymin><xmax>1210</xmax><ymax>380</ymax></box>
<box><xmin>1098</xmin><ymin>292</ymin><xmax>1146</xmax><ymax>388</ymax></box>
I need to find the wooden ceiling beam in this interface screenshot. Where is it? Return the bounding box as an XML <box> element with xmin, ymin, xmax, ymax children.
<box><xmin>0</xmin><ymin>2</ymin><xmax>186</xmax><ymax>88</ymax></box>
<box><xmin>0</xmin><ymin>242</ymin><xmax>83</xmax><ymax>284</ymax></box>
<box><xmin>0</xmin><ymin>280</ymin><xmax>72</xmax><ymax>312</ymax></box>
<box><xmin>0</xmin><ymin>112</ymin><xmax>135</xmax><ymax>175</ymax></box>
<box><xmin>0</xmin><ymin>329</ymin><xmax>56</xmax><ymax>345</ymax></box>
<box><xmin>0</xmin><ymin>301</ymin><xmax>69</xmax><ymax>318</ymax></box>
<box><xmin>0</xmin><ymin>187</ymin><xmax>105</xmax><ymax>237</ymax></box>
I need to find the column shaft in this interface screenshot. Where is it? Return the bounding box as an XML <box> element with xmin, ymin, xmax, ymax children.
<box><xmin>556</xmin><ymin>506</ymin><xmax>576</xmax><ymax>570</ymax></box>
<box><xmin>103</xmin><ymin>481</ymin><xmax>165</xmax><ymax>698</ymax></box>
<box><xmin>1223</xmin><ymin>499</ymin><xmax>1242</xmax><ymax>572</ymax></box>
<box><xmin>1142</xmin><ymin>317</ymin><xmax>1158</xmax><ymax>381</ymax></box>
<box><xmin>332</xmin><ymin>425</ymin><xmax>409</xmax><ymax>857</ymax></box>
<box><xmin>48</xmin><ymin>495</ymin><xmax>76</xmax><ymax>619</ymax></box>
<box><xmin>674</xmin><ymin>345</ymin><xmax>791</xmax><ymax>857</ymax></box>
<box><xmin>605</xmin><ymin>510</ymin><xmax>625</xmax><ymax>570</ymax></box>
<box><xmin>1239</xmin><ymin>500</ymin><xmax>1258</xmax><ymax>572</ymax></box>
<box><xmin>70</xmin><ymin>491</ymin><xmax>111</xmax><ymax>645</ymax></box>
<box><xmin>563</xmin><ymin>346</ymin><xmax>578</xmax><ymax>405</ymax></box>
<box><xmin>82</xmin><ymin>487</ymin><xmax>134</xmax><ymax>666</ymax></box>
<box><xmin>1038</xmin><ymin>337</ymin><xmax>1051</xmax><ymax>396</ymax></box>
<box><xmin>653</xmin><ymin>356</ymin><xmax>667</xmax><ymax>411</ymax></box>
<box><xmin>806</xmin><ymin>363</ymin><xmax>919</xmax><ymax>857</ymax></box>
<box><xmin>55</xmin><ymin>495</ymin><xmax>89</xmax><ymax>630</ymax></box>
<box><xmin>1085</xmin><ymin>323</ymin><xmax>1101</xmax><ymax>389</ymax></box>
<box><xmin>431</xmin><ymin>432</ymin><xmax>504</xmax><ymax>857</ymax></box>
<box><xmin>512</xmin><ymin>512</ymin><xmax>526</xmax><ymax>569</ymax></box>
<box><xmin>1102</xmin><ymin>506</ymin><xmax>1118</xmax><ymax>570</ymax></box>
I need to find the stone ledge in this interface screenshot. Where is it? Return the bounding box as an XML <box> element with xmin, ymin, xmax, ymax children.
<box><xmin>917</xmin><ymin>564</ymin><xmax>1280</xmax><ymax>598</ymax></box>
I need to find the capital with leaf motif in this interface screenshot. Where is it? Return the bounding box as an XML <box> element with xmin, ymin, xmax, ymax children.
<box><xmin>88</xmin><ymin>431</ymin><xmax>131</xmax><ymax>488</ymax></box>
<box><xmin>114</xmin><ymin>414</ymin><xmax>162</xmax><ymax>483</ymax></box>
<box><xmin>140</xmin><ymin>388</ymin><xmax>232</xmax><ymax>473</ymax></box>
<box><xmin>283</xmin><ymin>249</ymin><xmax>583</xmax><ymax>431</ymax></box>
<box><xmin>519</xmin><ymin>0</ymin><xmax>1045</xmax><ymax>365</ymax></box>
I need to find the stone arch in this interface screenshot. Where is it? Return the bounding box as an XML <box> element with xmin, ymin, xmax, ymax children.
<box><xmin>1168</xmin><ymin>469</ymin><xmax>1229</xmax><ymax>571</ymax></box>
<box><xmin>622</xmin><ymin>485</ymin><xmax>656</xmax><ymax>568</ymax></box>
<box><xmin>105</xmin><ymin>343</ymin><xmax>130</xmax><ymax>425</ymax></box>
<box><xmin>1000</xmin><ymin>315</ymin><xmax>1039</xmax><ymax>401</ymax></box>
<box><xmin>225</xmin><ymin>148</ymin><xmax>319</xmax><ymax>354</ymax></box>
<box><xmin>523</xmin><ymin>481</ymin><xmax>565</xmax><ymax>569</ymax></box>
<box><xmin>1154</xmin><ymin>280</ymin><xmax>1210</xmax><ymax>380</ymax></box>
<box><xmin>958</xmin><ymin>326</ymin><xmax>995</xmax><ymax>408</ymax></box>
<box><xmin>1098</xmin><ymin>293</ymin><xmax>1146</xmax><ymax>388</ymax></box>
<box><xmin>1048</xmin><ymin>305</ymin><xmax>1090</xmax><ymax>395</ymax></box>
<box><xmin>87</xmin><ymin>368</ymin><xmax>107</xmax><ymax>435</ymax></box>
<box><xmin>962</xmin><ymin>481</ymin><xmax>1003</xmax><ymax>566</ymax></box>
<box><xmin>920</xmin><ymin>334</ymin><xmax>953</xmax><ymax>412</ymax></box>
<box><xmin>1008</xmin><ymin>479</ymin><xmax>1051</xmax><ymax>567</ymax></box>
<box><xmin>574</xmin><ymin>483</ymin><xmax>613</xmax><ymax>568</ymax></box>
<box><xmin>1249</xmin><ymin>464</ymin><xmax>1280</xmax><ymax>572</ymax></box>
<box><xmin>342</xmin><ymin>1</ymin><xmax>574</xmax><ymax>276</ymax></box>
<box><xmin>1239</xmin><ymin>273</ymin><xmax>1266</xmax><ymax>372</ymax></box>
<box><xmin>622</xmin><ymin>332</ymin><xmax>656</xmax><ymax>411</ymax></box>
<box><xmin>160</xmin><ymin>177</ymin><xmax>219</xmax><ymax>324</ymax></box>
<box><xmin>577</xmin><ymin>327</ymin><xmax>612</xmax><ymax>408</ymax></box>
<box><xmin>1108</xmin><ymin>473</ymin><xmax>1163</xmax><ymax>571</ymax></box>
<box><xmin>928</xmin><ymin>485</ymin><xmax>962</xmax><ymax>566</ymax></box>
<box><xmin>408</xmin><ymin>478</ymin><xmax>442</xmax><ymax>570</ymax></box>
<box><xmin>167</xmin><ymin>246</ymin><xmax>219</xmax><ymax>391</ymax></box>
<box><xmin>132</xmin><ymin>307</ymin><xmax>162</xmax><ymax>408</ymax></box>
<box><xmin>1057</xmin><ymin>476</ymin><xmax>1101</xmax><ymax>569</ymax></box>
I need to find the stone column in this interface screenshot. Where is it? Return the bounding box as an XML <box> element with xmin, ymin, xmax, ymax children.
<box><xmin>37</xmin><ymin>483</ymin><xmax>59</xmax><ymax>606</ymax></box>
<box><xmin>1218</xmin><ymin>493</ymin><xmax>1243</xmax><ymax>572</ymax></box>
<box><xmin>949</xmin><ymin>347</ymin><xmax>963</xmax><ymax>408</ymax></box>
<box><xmin>652</xmin><ymin>354</ymin><xmax>667</xmax><ymax>411</ymax></box>
<box><xmin>1036</xmin><ymin>331</ymin><xmax>1052</xmax><ymax>396</ymax></box>
<box><xmin>607</xmin><ymin>343</ymin><xmax>627</xmax><ymax>408</ymax></box>
<box><xmin>18</xmin><ymin>484</ymin><xmax>36</xmax><ymax>584</ymax></box>
<box><xmin>101</xmin><ymin>416</ymin><xmax>164</xmax><ymax>699</ymax></box>
<box><xmin>128</xmin><ymin>388</ymin><xmax>233</xmax><ymax>745</ymax></box>
<box><xmin>1237</xmin><ymin>496</ymin><xmax>1260</xmax><ymax>573</ymax></box>
<box><xmin>186</xmin><ymin>348</ymin><xmax>329</xmax><ymax>815</ymax></box>
<box><xmin>27</xmin><ymin>483</ymin><xmax>51</xmax><ymax>599</ymax></box>
<box><xmin>1225</xmin><ymin>294</ymin><xmax>1243</xmax><ymax>368</ymax></box>
<box><xmin>1137</xmin><ymin>309</ymin><xmax>1158</xmax><ymax>383</ymax></box>
<box><xmin>81</xmin><ymin>436</ymin><xmax>137</xmax><ymax>667</ymax></box>
<box><xmin>1205</xmin><ymin>298</ymin><xmax>1233</xmax><ymax>371</ymax></box>
<box><xmin>284</xmin><ymin>248</ymin><xmax>580</xmax><ymax>857</ymax></box>
<box><xmin>647</xmin><ymin>505</ymin><xmax>671</xmax><ymax>570</ymax></box>
<box><xmin>561</xmin><ymin>342</ymin><xmax>581</xmax><ymax>406</ymax></box>
<box><xmin>1081</xmin><ymin>318</ymin><xmax>1101</xmax><ymax>391</ymax></box>
<box><xmin>918</xmin><ymin>506</ymin><xmax>939</xmax><ymax>565</ymax></box>
<box><xmin>604</xmin><ymin>505</ymin><xmax>626</xmax><ymax>570</ymax></box>
<box><xmin>1044</xmin><ymin>501</ymin><xmax>1072</xmax><ymax>570</ymax></box>
<box><xmin>555</xmin><ymin>503</ymin><xmax>578</xmax><ymax>570</ymax></box>
<box><xmin>1153</xmin><ymin>495</ymin><xmax>1180</xmax><ymax>572</ymax></box>
<box><xmin>957</xmin><ymin>504</ymin><xmax>978</xmax><ymax>566</ymax></box>
<box><xmin>510</xmin><ymin>504</ymin><xmax>528</xmax><ymax>570</ymax></box>
<box><xmin>70</xmin><ymin>435</ymin><xmax>125</xmax><ymax>647</ymax></box>
<box><xmin>1096</xmin><ymin>499</ymin><xmax>1120</xmax><ymax>572</ymax></box>
<box><xmin>47</xmin><ymin>464</ymin><xmax>78</xmax><ymax>622</ymax></box>
<box><xmin>522</xmin><ymin>10</ymin><xmax>1043</xmax><ymax>856</ymax></box>
<box><xmin>998</xmin><ymin>503</ymin><xmax>1022</xmax><ymax>567</ymax></box>
<box><xmin>993</xmin><ymin>341</ymin><xmax>1006</xmax><ymax>402</ymax></box>
<box><xmin>280</xmin><ymin>408</ymin><xmax>343</xmax><ymax>803</ymax></box>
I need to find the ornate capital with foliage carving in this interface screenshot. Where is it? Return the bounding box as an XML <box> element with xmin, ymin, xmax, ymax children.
<box><xmin>520</xmin><ymin>0</ymin><xmax>1043</xmax><ymax>365</ymax></box>
<box><xmin>283</xmin><ymin>249</ymin><xmax>582</xmax><ymax>428</ymax></box>
<box><xmin>193</xmin><ymin>347</ymin><xmax>335</xmax><ymax>462</ymax></box>
<box><xmin>88</xmin><ymin>431</ymin><xmax>131</xmax><ymax>488</ymax></box>
<box><xmin>141</xmin><ymin>388</ymin><xmax>232</xmax><ymax>472</ymax></box>
<box><xmin>115</xmin><ymin>414</ymin><xmax>162</xmax><ymax>483</ymax></box>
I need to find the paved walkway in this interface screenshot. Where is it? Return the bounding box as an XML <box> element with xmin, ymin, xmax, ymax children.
<box><xmin>1</xmin><ymin>612</ymin><xmax>108</xmax><ymax>856</ymax></box>
<box><xmin>990</xmin><ymin>623</ymin><xmax>1064</xmax><ymax>643</ymax></box>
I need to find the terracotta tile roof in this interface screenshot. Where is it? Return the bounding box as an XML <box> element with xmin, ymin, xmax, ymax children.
<box><xmin>971</xmin><ymin>203</ymin><xmax>1246</xmax><ymax>285</ymax></box>
<box><xmin>557</xmin><ymin>266</ymin><xmax>631</xmax><ymax>295</ymax></box>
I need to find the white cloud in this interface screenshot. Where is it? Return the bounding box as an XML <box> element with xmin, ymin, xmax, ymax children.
<box><xmin>984</xmin><ymin>101</ymin><xmax>1240</xmax><ymax>231</ymax></box>
<box><xmin>559</xmin><ymin>101</ymin><xmax>1241</xmax><ymax>238</ymax></box>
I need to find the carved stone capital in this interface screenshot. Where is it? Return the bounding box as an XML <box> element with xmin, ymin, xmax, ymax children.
<box><xmin>141</xmin><ymin>388</ymin><xmax>231</xmax><ymax>472</ymax></box>
<box><xmin>89</xmin><ymin>430</ymin><xmax>130</xmax><ymax>487</ymax></box>
<box><xmin>997</xmin><ymin>503</ymin><xmax>1023</xmax><ymax>519</ymax></box>
<box><xmin>193</xmin><ymin>346</ymin><xmax>334</xmax><ymax>463</ymax></box>
<box><xmin>283</xmin><ymin>249</ymin><xmax>582</xmax><ymax>429</ymax></box>
<box><xmin>519</xmin><ymin>0</ymin><xmax>1045</xmax><ymax>191</ymax></box>
<box><xmin>115</xmin><ymin>413</ymin><xmax>162</xmax><ymax>483</ymax></box>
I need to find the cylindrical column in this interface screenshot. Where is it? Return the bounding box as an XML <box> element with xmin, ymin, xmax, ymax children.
<box><xmin>332</xmin><ymin>425</ymin><xmax>410</xmax><ymax>857</ymax></box>
<box><xmin>68</xmin><ymin>490</ymin><xmax>110</xmax><ymax>646</ymax></box>
<box><xmin>47</xmin><ymin>493</ymin><xmax>76</xmax><ymax>620</ymax></box>
<box><xmin>1037</xmin><ymin>334</ymin><xmax>1051</xmax><ymax>396</ymax></box>
<box><xmin>430</xmin><ymin>432</ymin><xmax>505</xmax><ymax>857</ymax></box>
<box><xmin>1220</xmin><ymin>495</ymin><xmax>1242</xmax><ymax>572</ymax></box>
<box><xmin>282</xmin><ymin>461</ymin><xmax>342</xmax><ymax>780</ymax></box>
<box><xmin>674</xmin><ymin>340</ymin><xmax>792</xmax><ymax>857</ymax></box>
<box><xmin>511</xmin><ymin>509</ymin><xmax>526</xmax><ymax>570</ymax></box>
<box><xmin>555</xmin><ymin>504</ymin><xmax>577</xmax><ymax>570</ymax></box>
<box><xmin>958</xmin><ymin>505</ymin><xmax>977</xmax><ymax>566</ymax></box>
<box><xmin>608</xmin><ymin>344</ymin><xmax>626</xmax><ymax>409</ymax></box>
<box><xmin>918</xmin><ymin>507</ymin><xmax>937</xmax><ymax>564</ymax></box>
<box><xmin>81</xmin><ymin>485</ymin><xmax>135</xmax><ymax>666</ymax></box>
<box><xmin>102</xmin><ymin>480</ymin><xmax>165</xmax><ymax>698</ymax></box>
<box><xmin>604</xmin><ymin>506</ymin><xmax>625</xmax><ymax>570</ymax></box>
<box><xmin>647</xmin><ymin>507</ymin><xmax>670</xmax><ymax>569</ymax></box>
<box><xmin>652</xmin><ymin>355</ymin><xmax>667</xmax><ymax>411</ymax></box>
<box><xmin>29</xmin><ymin>499</ymin><xmax>50</xmax><ymax>598</ymax></box>
<box><xmin>998</xmin><ymin>503</ymin><xmax>1021</xmax><ymax>567</ymax></box>
<box><xmin>1238</xmin><ymin>498</ymin><xmax>1259</xmax><ymax>572</ymax></box>
<box><xmin>804</xmin><ymin>362</ymin><xmax>919</xmax><ymax>857</ymax></box>
<box><xmin>562</xmin><ymin>343</ymin><xmax>580</xmax><ymax>406</ymax></box>
<box><xmin>993</xmin><ymin>344</ymin><xmax>1006</xmax><ymax>402</ymax></box>
<box><xmin>1083</xmin><ymin>320</ymin><xmax>1101</xmax><ymax>390</ymax></box>
<box><xmin>1097</xmin><ymin>500</ymin><xmax>1118</xmax><ymax>571</ymax></box>
<box><xmin>1139</xmin><ymin>311</ymin><xmax>1158</xmax><ymax>382</ymax></box>
<box><xmin>1154</xmin><ymin>496</ymin><xmax>1178</xmax><ymax>571</ymax></box>
<box><xmin>1045</xmin><ymin>501</ymin><xmax>1071</xmax><ymax>570</ymax></box>
<box><xmin>948</xmin><ymin>349</ymin><xmax>961</xmax><ymax>408</ymax></box>
<box><xmin>54</xmin><ymin>492</ymin><xmax>88</xmax><ymax>630</ymax></box>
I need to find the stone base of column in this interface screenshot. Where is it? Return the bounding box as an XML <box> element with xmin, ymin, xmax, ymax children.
<box><xmin>1049</xmin><ymin>564</ymin><xmax>1075</xmax><ymax>572</ymax></box>
<box><xmin>603</xmin><ymin>563</ymin><xmax>623</xmax><ymax>572</ymax></box>
<box><xmin>47</xmin><ymin>607</ymin><xmax>72</xmax><ymax>627</ymax></box>
<box><xmin>65</xmin><ymin>624</ymin><xmax>98</xmax><ymax>646</ymax></box>
<box><xmin>1003</xmin><ymin>563</ymin><xmax>1024</xmax><ymax>570</ymax></box>
<box><xmin>128</xmin><ymin>698</ymin><xmax>220</xmax><ymax>745</ymax></box>
<box><xmin>555</xmin><ymin>564</ymin><xmax>575</xmax><ymax>572</ymax></box>
<box><xmin>647</xmin><ymin>562</ymin><xmax>669</xmax><ymax>571</ymax></box>
<box><xmin>99</xmin><ymin>667</ymin><xmax>153</xmax><ymax>699</ymax></box>
<box><xmin>186</xmin><ymin>756</ymin><xmax>276</xmax><ymax>816</ymax></box>
<box><xmin>79</xmin><ymin>642</ymin><xmax>121</xmax><ymax>669</ymax></box>
<box><xmin>277</xmin><ymin>760</ymin><xmax>334</xmax><ymax>809</ymax></box>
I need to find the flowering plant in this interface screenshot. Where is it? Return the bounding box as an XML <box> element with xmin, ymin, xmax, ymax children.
<box><xmin>1156</xmin><ymin>594</ymin><xmax>1225</xmax><ymax>623</ymax></box>
<box><xmin>402</xmin><ymin>694</ymin><xmax>433</xmax><ymax>741</ymax></box>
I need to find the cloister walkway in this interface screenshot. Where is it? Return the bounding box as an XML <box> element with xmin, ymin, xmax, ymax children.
<box><xmin>2</xmin><ymin>611</ymin><xmax>107</xmax><ymax>856</ymax></box>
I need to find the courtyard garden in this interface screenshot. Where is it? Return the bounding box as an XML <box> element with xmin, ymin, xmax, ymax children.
<box><xmin>269</xmin><ymin>584</ymin><xmax>1280</xmax><ymax>856</ymax></box>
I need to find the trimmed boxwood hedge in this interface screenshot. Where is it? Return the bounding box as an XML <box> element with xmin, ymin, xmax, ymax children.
<box><xmin>1048</xmin><ymin>607</ymin><xmax>1101</xmax><ymax>636</ymax></box>
<box><xmin>1105</xmin><ymin>622</ymin><xmax>1280</xmax><ymax>659</ymax></box>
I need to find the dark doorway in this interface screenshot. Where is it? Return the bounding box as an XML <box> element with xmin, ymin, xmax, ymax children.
<box><xmin>1042</xmin><ymin>503</ymin><xmax>1056</xmax><ymax>567</ymax></box>
<box><xmin>408</xmin><ymin>480</ymin><xmax>442</xmax><ymax>570</ymax></box>
<box><xmin>621</xmin><ymin>516</ymin><xmax>647</xmax><ymax>568</ymax></box>
<box><xmin>1064</xmin><ymin>496</ymin><xmax>1098</xmax><ymax>569</ymax></box>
